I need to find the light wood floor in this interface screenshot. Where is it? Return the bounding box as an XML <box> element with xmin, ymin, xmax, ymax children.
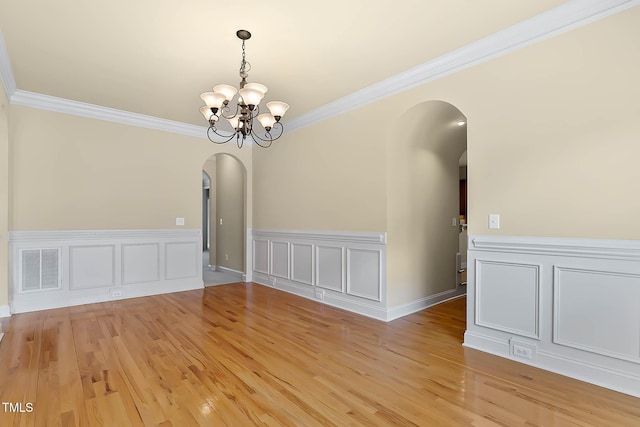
<box><xmin>1</xmin><ymin>284</ymin><xmax>638</xmax><ymax>426</ymax></box>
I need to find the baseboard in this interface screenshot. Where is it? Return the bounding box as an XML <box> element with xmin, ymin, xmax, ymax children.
<box><xmin>463</xmin><ymin>331</ymin><xmax>640</xmax><ymax>399</ymax></box>
<box><xmin>217</xmin><ymin>266</ymin><xmax>244</xmax><ymax>276</ymax></box>
<box><xmin>253</xmin><ymin>274</ymin><xmax>465</xmax><ymax>323</ymax></box>
<box><xmin>252</xmin><ymin>272</ymin><xmax>272</xmax><ymax>287</ymax></box>
<box><xmin>323</xmin><ymin>292</ymin><xmax>387</xmax><ymax>321</ymax></box>
<box><xmin>252</xmin><ymin>276</ymin><xmax>388</xmax><ymax>321</ymax></box>
<box><xmin>535</xmin><ymin>350</ymin><xmax>640</xmax><ymax>399</ymax></box>
<box><xmin>0</xmin><ymin>304</ymin><xmax>10</xmax><ymax>318</ymax></box>
<box><xmin>463</xmin><ymin>330</ymin><xmax>510</xmax><ymax>355</ymax></box>
<box><xmin>386</xmin><ymin>287</ymin><xmax>467</xmax><ymax>321</ymax></box>
<box><xmin>10</xmin><ymin>278</ymin><xmax>203</xmax><ymax>314</ymax></box>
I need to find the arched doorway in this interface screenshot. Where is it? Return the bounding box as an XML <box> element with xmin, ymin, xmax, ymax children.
<box><xmin>387</xmin><ymin>100</ymin><xmax>468</xmax><ymax>307</ymax></box>
<box><xmin>458</xmin><ymin>149</ymin><xmax>468</xmax><ymax>287</ymax></box>
<box><xmin>202</xmin><ymin>153</ymin><xmax>247</xmax><ymax>286</ymax></box>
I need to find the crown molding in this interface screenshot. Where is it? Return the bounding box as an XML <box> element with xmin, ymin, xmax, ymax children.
<box><xmin>0</xmin><ymin>29</ymin><xmax>17</xmax><ymax>97</ymax></box>
<box><xmin>286</xmin><ymin>0</ymin><xmax>640</xmax><ymax>132</ymax></box>
<box><xmin>2</xmin><ymin>0</ymin><xmax>639</xmax><ymax>136</ymax></box>
<box><xmin>10</xmin><ymin>90</ymin><xmax>209</xmax><ymax>138</ymax></box>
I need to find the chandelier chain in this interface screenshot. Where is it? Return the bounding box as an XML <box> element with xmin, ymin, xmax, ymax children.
<box><xmin>239</xmin><ymin>40</ymin><xmax>250</xmax><ymax>79</ymax></box>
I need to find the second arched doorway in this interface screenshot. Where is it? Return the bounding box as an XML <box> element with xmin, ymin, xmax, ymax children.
<box><xmin>202</xmin><ymin>153</ymin><xmax>247</xmax><ymax>285</ymax></box>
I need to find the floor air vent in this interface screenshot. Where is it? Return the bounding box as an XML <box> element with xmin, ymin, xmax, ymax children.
<box><xmin>20</xmin><ymin>248</ymin><xmax>61</xmax><ymax>292</ymax></box>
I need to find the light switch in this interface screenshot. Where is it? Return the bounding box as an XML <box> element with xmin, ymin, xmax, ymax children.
<box><xmin>219</xmin><ymin>218</ymin><xmax>223</xmax><ymax>225</ymax></box>
<box><xmin>488</xmin><ymin>214</ymin><xmax>500</xmax><ymax>229</ymax></box>
<box><xmin>451</xmin><ymin>217</ymin><xmax>457</xmax><ymax>227</ymax></box>
<box><xmin>176</xmin><ymin>217</ymin><xmax>185</xmax><ymax>226</ymax></box>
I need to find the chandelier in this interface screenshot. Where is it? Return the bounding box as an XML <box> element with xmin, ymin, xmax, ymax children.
<box><xmin>200</xmin><ymin>30</ymin><xmax>289</xmax><ymax>148</ymax></box>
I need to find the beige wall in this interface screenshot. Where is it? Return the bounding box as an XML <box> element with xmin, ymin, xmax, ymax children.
<box><xmin>253</xmin><ymin>108</ymin><xmax>388</xmax><ymax>231</ymax></box>
<box><xmin>253</xmin><ymin>8</ymin><xmax>640</xmax><ymax>306</ymax></box>
<box><xmin>9</xmin><ymin>105</ymin><xmax>252</xmax><ymax>232</ymax></box>
<box><xmin>461</xmin><ymin>8</ymin><xmax>640</xmax><ymax>239</ymax></box>
<box><xmin>390</xmin><ymin>6</ymin><xmax>640</xmax><ymax>241</ymax></box>
<box><xmin>0</xmin><ymin>81</ymin><xmax>9</xmax><ymax>306</ymax></box>
<box><xmin>256</xmin><ymin>7</ymin><xmax>640</xmax><ymax>240</ymax></box>
<box><xmin>214</xmin><ymin>154</ymin><xmax>245</xmax><ymax>272</ymax></box>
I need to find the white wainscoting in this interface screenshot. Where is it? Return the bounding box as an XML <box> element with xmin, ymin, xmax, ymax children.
<box><xmin>251</xmin><ymin>229</ymin><xmax>388</xmax><ymax>320</ymax></box>
<box><xmin>464</xmin><ymin>235</ymin><xmax>640</xmax><ymax>398</ymax></box>
<box><xmin>9</xmin><ymin>229</ymin><xmax>203</xmax><ymax>313</ymax></box>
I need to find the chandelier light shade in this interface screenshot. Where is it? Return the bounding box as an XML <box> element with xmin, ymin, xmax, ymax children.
<box><xmin>200</xmin><ymin>30</ymin><xmax>289</xmax><ymax>148</ymax></box>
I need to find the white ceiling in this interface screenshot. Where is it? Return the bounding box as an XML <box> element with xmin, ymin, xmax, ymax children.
<box><xmin>0</xmin><ymin>0</ymin><xmax>598</xmax><ymax>127</ymax></box>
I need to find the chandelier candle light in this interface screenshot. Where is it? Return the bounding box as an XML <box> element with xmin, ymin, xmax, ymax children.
<box><xmin>200</xmin><ymin>30</ymin><xmax>289</xmax><ymax>148</ymax></box>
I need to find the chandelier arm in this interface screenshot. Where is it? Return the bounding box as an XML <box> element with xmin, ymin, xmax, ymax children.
<box><xmin>250</xmin><ymin>131</ymin><xmax>273</xmax><ymax>144</ymax></box>
<box><xmin>207</xmin><ymin>126</ymin><xmax>240</xmax><ymax>144</ymax></box>
<box><xmin>219</xmin><ymin>104</ymin><xmax>240</xmax><ymax>120</ymax></box>
<box><xmin>251</xmin><ymin>122</ymin><xmax>284</xmax><ymax>143</ymax></box>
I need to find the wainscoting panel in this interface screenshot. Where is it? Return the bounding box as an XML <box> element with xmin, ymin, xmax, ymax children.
<box><xmin>252</xmin><ymin>229</ymin><xmax>386</xmax><ymax>320</ymax></box>
<box><xmin>291</xmin><ymin>243</ymin><xmax>313</xmax><ymax>286</ymax></box>
<box><xmin>475</xmin><ymin>260</ymin><xmax>540</xmax><ymax>339</ymax></box>
<box><xmin>464</xmin><ymin>235</ymin><xmax>640</xmax><ymax>398</ymax></box>
<box><xmin>346</xmin><ymin>248</ymin><xmax>382</xmax><ymax>302</ymax></box>
<box><xmin>69</xmin><ymin>245</ymin><xmax>116</xmax><ymax>290</ymax></box>
<box><xmin>165</xmin><ymin>242</ymin><xmax>198</xmax><ymax>280</ymax></box>
<box><xmin>554</xmin><ymin>266</ymin><xmax>640</xmax><ymax>363</ymax></box>
<box><xmin>9</xmin><ymin>229</ymin><xmax>203</xmax><ymax>313</ymax></box>
<box><xmin>122</xmin><ymin>243</ymin><xmax>160</xmax><ymax>285</ymax></box>
<box><xmin>316</xmin><ymin>246</ymin><xmax>344</xmax><ymax>292</ymax></box>
<box><xmin>253</xmin><ymin>239</ymin><xmax>269</xmax><ymax>275</ymax></box>
<box><xmin>270</xmin><ymin>241</ymin><xmax>290</xmax><ymax>280</ymax></box>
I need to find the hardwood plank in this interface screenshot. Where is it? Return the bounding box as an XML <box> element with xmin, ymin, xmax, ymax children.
<box><xmin>1</xmin><ymin>283</ymin><xmax>639</xmax><ymax>426</ymax></box>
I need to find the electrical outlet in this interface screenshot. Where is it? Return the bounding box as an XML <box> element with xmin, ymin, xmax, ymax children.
<box><xmin>513</xmin><ymin>345</ymin><xmax>533</xmax><ymax>359</ymax></box>
<box><xmin>176</xmin><ymin>217</ymin><xmax>185</xmax><ymax>226</ymax></box>
<box><xmin>225</xmin><ymin>254</ymin><xmax>229</xmax><ymax>261</ymax></box>
<box><xmin>510</xmin><ymin>340</ymin><xmax>536</xmax><ymax>360</ymax></box>
<box><xmin>111</xmin><ymin>289</ymin><xmax>122</xmax><ymax>298</ymax></box>
<box><xmin>314</xmin><ymin>288</ymin><xmax>324</xmax><ymax>300</ymax></box>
